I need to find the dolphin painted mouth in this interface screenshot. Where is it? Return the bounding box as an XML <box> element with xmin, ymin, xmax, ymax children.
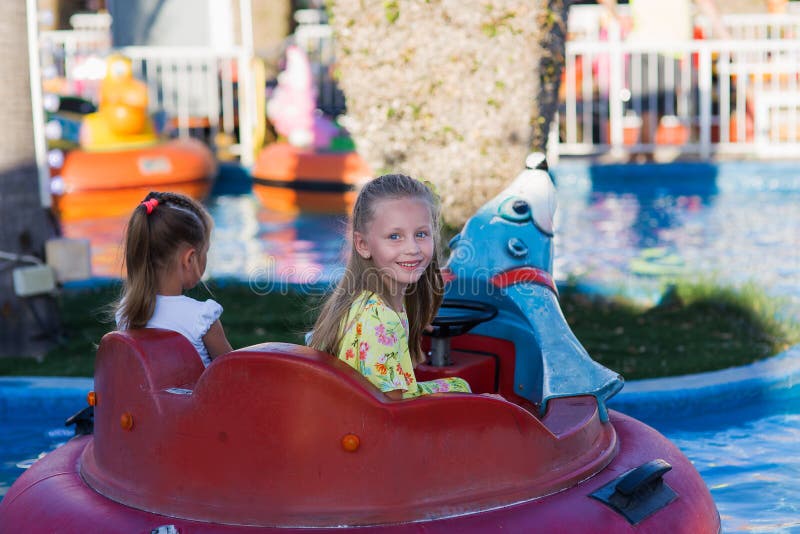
<box><xmin>490</xmin><ymin>267</ymin><xmax>557</xmax><ymax>294</ymax></box>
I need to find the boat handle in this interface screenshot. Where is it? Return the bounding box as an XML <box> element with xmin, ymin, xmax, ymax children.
<box><xmin>615</xmin><ymin>459</ymin><xmax>672</xmax><ymax>497</ymax></box>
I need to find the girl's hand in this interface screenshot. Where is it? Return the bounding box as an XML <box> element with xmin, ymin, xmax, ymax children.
<box><xmin>424</xmin><ymin>324</ymin><xmax>434</xmax><ymax>332</ymax></box>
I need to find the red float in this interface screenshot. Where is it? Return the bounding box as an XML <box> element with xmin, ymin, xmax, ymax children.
<box><xmin>0</xmin><ymin>329</ymin><xmax>720</xmax><ymax>532</ymax></box>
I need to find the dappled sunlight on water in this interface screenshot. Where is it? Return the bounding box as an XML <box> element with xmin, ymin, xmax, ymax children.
<box><xmin>658</xmin><ymin>411</ymin><xmax>800</xmax><ymax>533</ymax></box>
<box><xmin>60</xmin><ymin>161</ymin><xmax>799</xmax><ymax>314</ymax></box>
<box><xmin>552</xmin><ymin>161</ymin><xmax>800</xmax><ymax>314</ymax></box>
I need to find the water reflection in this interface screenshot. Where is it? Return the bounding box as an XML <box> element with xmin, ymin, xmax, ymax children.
<box><xmin>60</xmin><ymin>213</ymin><xmax>127</xmax><ymax>277</ymax></box>
<box><xmin>207</xmin><ymin>195</ymin><xmax>347</xmax><ymax>289</ymax></box>
<box><xmin>552</xmin><ymin>161</ymin><xmax>800</xmax><ymax>312</ymax></box>
<box><xmin>589</xmin><ymin>162</ymin><xmax>719</xmax><ymax>249</ymax></box>
<box><xmin>61</xmin><ymin>161</ymin><xmax>799</xmax><ymax>315</ymax></box>
<box><xmin>60</xmin><ymin>194</ymin><xmax>348</xmax><ymax>289</ymax></box>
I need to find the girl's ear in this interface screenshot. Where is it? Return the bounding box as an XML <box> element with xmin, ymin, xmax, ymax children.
<box><xmin>353</xmin><ymin>231</ymin><xmax>371</xmax><ymax>259</ymax></box>
<box><xmin>180</xmin><ymin>245</ymin><xmax>196</xmax><ymax>270</ymax></box>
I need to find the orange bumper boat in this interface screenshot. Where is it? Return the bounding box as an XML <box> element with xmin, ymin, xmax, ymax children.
<box><xmin>52</xmin><ymin>138</ymin><xmax>217</xmax><ymax>220</ymax></box>
<box><xmin>251</xmin><ymin>142</ymin><xmax>371</xmax><ymax>214</ymax></box>
<box><xmin>50</xmin><ymin>55</ymin><xmax>217</xmax><ymax>220</ymax></box>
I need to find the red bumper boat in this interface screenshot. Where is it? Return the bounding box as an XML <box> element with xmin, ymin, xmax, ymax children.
<box><xmin>0</xmin><ymin>326</ymin><xmax>719</xmax><ymax>532</ymax></box>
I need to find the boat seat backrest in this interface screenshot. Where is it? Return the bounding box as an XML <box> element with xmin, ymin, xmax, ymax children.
<box><xmin>96</xmin><ymin>329</ymin><xmax>205</xmax><ymax>393</ymax></box>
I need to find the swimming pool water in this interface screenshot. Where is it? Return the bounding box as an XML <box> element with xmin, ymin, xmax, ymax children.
<box><xmin>0</xmin><ymin>378</ymin><xmax>91</xmax><ymax>498</ymax></box>
<box><xmin>670</xmin><ymin>411</ymin><xmax>800</xmax><ymax>532</ymax></box>
<box><xmin>553</xmin><ymin>160</ymin><xmax>800</xmax><ymax>313</ymax></box>
<box><xmin>61</xmin><ymin>160</ymin><xmax>800</xmax><ymax>310</ymax></box>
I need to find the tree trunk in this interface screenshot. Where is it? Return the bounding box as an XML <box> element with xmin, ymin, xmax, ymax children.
<box><xmin>0</xmin><ymin>4</ymin><xmax>60</xmax><ymax>358</ymax></box>
<box><xmin>532</xmin><ymin>0</ymin><xmax>571</xmax><ymax>153</ymax></box>
<box><xmin>329</xmin><ymin>0</ymin><xmax>572</xmax><ymax>226</ymax></box>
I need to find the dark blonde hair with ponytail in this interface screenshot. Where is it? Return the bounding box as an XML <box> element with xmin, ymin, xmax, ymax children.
<box><xmin>310</xmin><ymin>174</ymin><xmax>444</xmax><ymax>364</ymax></box>
<box><xmin>116</xmin><ymin>191</ymin><xmax>213</xmax><ymax>330</ymax></box>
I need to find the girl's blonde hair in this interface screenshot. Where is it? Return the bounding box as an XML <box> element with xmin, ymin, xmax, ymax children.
<box><xmin>310</xmin><ymin>174</ymin><xmax>444</xmax><ymax>364</ymax></box>
<box><xmin>116</xmin><ymin>191</ymin><xmax>213</xmax><ymax>329</ymax></box>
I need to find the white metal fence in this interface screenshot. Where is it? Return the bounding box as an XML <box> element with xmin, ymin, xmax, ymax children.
<box><xmin>38</xmin><ymin>29</ymin><xmax>256</xmax><ymax>165</ymax></box>
<box><xmin>118</xmin><ymin>46</ymin><xmax>255</xmax><ymax>164</ymax></box>
<box><xmin>557</xmin><ymin>10</ymin><xmax>800</xmax><ymax>159</ymax></box>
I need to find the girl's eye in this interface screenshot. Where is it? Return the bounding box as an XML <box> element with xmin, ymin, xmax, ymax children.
<box><xmin>415</xmin><ymin>231</ymin><xmax>429</xmax><ymax>239</ymax></box>
<box><xmin>389</xmin><ymin>233</ymin><xmax>400</xmax><ymax>240</ymax></box>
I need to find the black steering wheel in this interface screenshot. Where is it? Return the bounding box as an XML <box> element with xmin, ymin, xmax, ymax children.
<box><xmin>429</xmin><ymin>300</ymin><xmax>498</xmax><ymax>338</ymax></box>
<box><xmin>426</xmin><ymin>300</ymin><xmax>498</xmax><ymax>366</ymax></box>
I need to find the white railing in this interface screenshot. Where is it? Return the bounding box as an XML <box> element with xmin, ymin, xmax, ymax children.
<box><xmin>558</xmin><ymin>37</ymin><xmax>800</xmax><ymax>159</ymax></box>
<box><xmin>37</xmin><ymin>32</ymin><xmax>256</xmax><ymax>165</ymax></box>
<box><xmin>117</xmin><ymin>46</ymin><xmax>255</xmax><ymax>165</ymax></box>
<box><xmin>567</xmin><ymin>7</ymin><xmax>800</xmax><ymax>41</ymax></box>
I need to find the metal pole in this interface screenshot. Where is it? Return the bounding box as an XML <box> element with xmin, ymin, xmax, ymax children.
<box><xmin>26</xmin><ymin>0</ymin><xmax>52</xmax><ymax>208</ymax></box>
<box><xmin>608</xmin><ymin>22</ymin><xmax>624</xmax><ymax>150</ymax></box>
<box><xmin>698</xmin><ymin>45</ymin><xmax>712</xmax><ymax>159</ymax></box>
<box><xmin>237</xmin><ymin>0</ymin><xmax>255</xmax><ymax>167</ymax></box>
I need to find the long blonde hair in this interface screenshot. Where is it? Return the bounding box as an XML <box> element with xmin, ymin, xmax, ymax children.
<box><xmin>310</xmin><ymin>174</ymin><xmax>444</xmax><ymax>364</ymax></box>
<box><xmin>116</xmin><ymin>191</ymin><xmax>213</xmax><ymax>329</ymax></box>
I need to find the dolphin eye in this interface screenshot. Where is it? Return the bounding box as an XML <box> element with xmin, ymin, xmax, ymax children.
<box><xmin>498</xmin><ymin>197</ymin><xmax>532</xmax><ymax>223</ymax></box>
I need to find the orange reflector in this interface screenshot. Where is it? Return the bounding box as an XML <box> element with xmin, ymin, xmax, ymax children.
<box><xmin>120</xmin><ymin>412</ymin><xmax>134</xmax><ymax>431</ymax></box>
<box><xmin>87</xmin><ymin>391</ymin><xmax>97</xmax><ymax>406</ymax></box>
<box><xmin>341</xmin><ymin>433</ymin><xmax>360</xmax><ymax>452</ymax></box>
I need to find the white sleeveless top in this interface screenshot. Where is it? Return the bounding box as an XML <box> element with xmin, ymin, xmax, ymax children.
<box><xmin>117</xmin><ymin>295</ymin><xmax>223</xmax><ymax>366</ymax></box>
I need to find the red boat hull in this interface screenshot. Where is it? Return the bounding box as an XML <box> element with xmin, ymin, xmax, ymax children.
<box><xmin>0</xmin><ymin>330</ymin><xmax>719</xmax><ymax>533</ymax></box>
<box><xmin>0</xmin><ymin>411</ymin><xmax>717</xmax><ymax>533</ymax></box>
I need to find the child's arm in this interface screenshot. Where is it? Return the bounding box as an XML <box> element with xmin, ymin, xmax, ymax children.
<box><xmin>203</xmin><ymin>320</ymin><xmax>233</xmax><ymax>360</ymax></box>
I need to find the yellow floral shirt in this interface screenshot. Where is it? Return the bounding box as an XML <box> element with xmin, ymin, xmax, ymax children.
<box><xmin>338</xmin><ymin>291</ymin><xmax>471</xmax><ymax>398</ymax></box>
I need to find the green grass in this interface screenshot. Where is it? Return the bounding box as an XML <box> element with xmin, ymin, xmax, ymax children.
<box><xmin>560</xmin><ymin>280</ymin><xmax>800</xmax><ymax>379</ymax></box>
<box><xmin>0</xmin><ymin>279</ymin><xmax>797</xmax><ymax>380</ymax></box>
<box><xmin>0</xmin><ymin>283</ymin><xmax>322</xmax><ymax>377</ymax></box>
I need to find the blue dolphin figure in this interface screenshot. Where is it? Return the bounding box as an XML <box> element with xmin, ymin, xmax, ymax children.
<box><xmin>444</xmin><ymin>153</ymin><xmax>623</xmax><ymax>421</ymax></box>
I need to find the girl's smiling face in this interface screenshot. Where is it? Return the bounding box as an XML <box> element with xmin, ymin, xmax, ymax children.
<box><xmin>354</xmin><ymin>196</ymin><xmax>435</xmax><ymax>305</ymax></box>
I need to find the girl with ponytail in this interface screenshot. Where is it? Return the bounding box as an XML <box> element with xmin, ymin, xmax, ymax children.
<box><xmin>115</xmin><ymin>191</ymin><xmax>231</xmax><ymax>365</ymax></box>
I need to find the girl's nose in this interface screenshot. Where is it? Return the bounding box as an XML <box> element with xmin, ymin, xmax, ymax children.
<box><xmin>406</xmin><ymin>239</ymin><xmax>421</xmax><ymax>254</ymax></box>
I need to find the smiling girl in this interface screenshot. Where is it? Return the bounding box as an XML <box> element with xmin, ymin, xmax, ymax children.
<box><xmin>309</xmin><ymin>174</ymin><xmax>470</xmax><ymax>399</ymax></box>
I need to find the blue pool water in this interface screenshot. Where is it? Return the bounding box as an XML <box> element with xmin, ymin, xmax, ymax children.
<box><xmin>610</xmin><ymin>346</ymin><xmax>800</xmax><ymax>533</ymax></box>
<box><xmin>2</xmin><ymin>361</ymin><xmax>799</xmax><ymax>532</ymax></box>
<box><xmin>0</xmin><ymin>378</ymin><xmax>92</xmax><ymax>498</ymax></box>
<box><xmin>553</xmin><ymin>160</ymin><xmax>800</xmax><ymax>313</ymax></box>
<box><xmin>64</xmin><ymin>160</ymin><xmax>800</xmax><ymax>310</ymax></box>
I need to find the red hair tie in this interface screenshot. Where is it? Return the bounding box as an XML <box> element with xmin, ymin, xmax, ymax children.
<box><xmin>141</xmin><ymin>198</ymin><xmax>159</xmax><ymax>214</ymax></box>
